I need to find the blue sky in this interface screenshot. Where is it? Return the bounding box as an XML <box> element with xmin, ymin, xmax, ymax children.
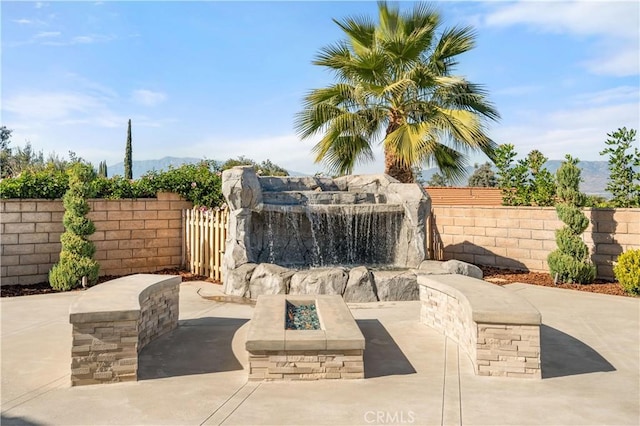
<box><xmin>2</xmin><ymin>1</ymin><xmax>639</xmax><ymax>175</ymax></box>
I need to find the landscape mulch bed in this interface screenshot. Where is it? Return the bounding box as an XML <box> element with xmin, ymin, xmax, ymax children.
<box><xmin>480</xmin><ymin>266</ymin><xmax>629</xmax><ymax>297</ymax></box>
<box><xmin>0</xmin><ymin>268</ymin><xmax>217</xmax><ymax>298</ymax></box>
<box><xmin>1</xmin><ymin>266</ymin><xmax>633</xmax><ymax>298</ymax></box>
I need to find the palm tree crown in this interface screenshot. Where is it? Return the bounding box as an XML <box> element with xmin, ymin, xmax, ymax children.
<box><xmin>295</xmin><ymin>1</ymin><xmax>500</xmax><ymax>183</ymax></box>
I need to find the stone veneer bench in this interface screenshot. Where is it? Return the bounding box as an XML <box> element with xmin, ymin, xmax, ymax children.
<box><xmin>418</xmin><ymin>273</ymin><xmax>542</xmax><ymax>378</ymax></box>
<box><xmin>246</xmin><ymin>294</ymin><xmax>365</xmax><ymax>381</ymax></box>
<box><xmin>69</xmin><ymin>274</ymin><xmax>180</xmax><ymax>386</ymax></box>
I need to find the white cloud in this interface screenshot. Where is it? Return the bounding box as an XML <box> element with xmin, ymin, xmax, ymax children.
<box><xmin>34</xmin><ymin>31</ymin><xmax>60</xmax><ymax>38</ymax></box>
<box><xmin>490</xmin><ymin>100</ymin><xmax>640</xmax><ymax>161</ymax></box>
<box><xmin>584</xmin><ymin>44</ymin><xmax>639</xmax><ymax>77</ymax></box>
<box><xmin>483</xmin><ymin>1</ymin><xmax>640</xmax><ymax>77</ymax></box>
<box><xmin>572</xmin><ymin>86</ymin><xmax>639</xmax><ymax>106</ymax></box>
<box><xmin>13</xmin><ymin>19</ymin><xmax>33</xmax><ymax>25</ymax></box>
<box><xmin>3</xmin><ymin>92</ymin><xmax>104</xmax><ymax>122</ymax></box>
<box><xmin>41</xmin><ymin>33</ymin><xmax>115</xmax><ymax>46</ymax></box>
<box><xmin>494</xmin><ymin>85</ymin><xmax>543</xmax><ymax>97</ymax></box>
<box><xmin>484</xmin><ymin>1</ymin><xmax>638</xmax><ymax>38</ymax></box>
<box><xmin>131</xmin><ymin>90</ymin><xmax>167</xmax><ymax>107</ymax></box>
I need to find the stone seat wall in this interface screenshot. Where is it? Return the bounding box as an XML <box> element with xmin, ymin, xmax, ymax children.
<box><xmin>68</xmin><ymin>274</ymin><xmax>180</xmax><ymax>386</ymax></box>
<box><xmin>418</xmin><ymin>274</ymin><xmax>542</xmax><ymax>379</ymax></box>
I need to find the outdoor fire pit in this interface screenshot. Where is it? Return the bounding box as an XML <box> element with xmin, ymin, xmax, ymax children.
<box><xmin>245</xmin><ymin>294</ymin><xmax>365</xmax><ymax>380</ymax></box>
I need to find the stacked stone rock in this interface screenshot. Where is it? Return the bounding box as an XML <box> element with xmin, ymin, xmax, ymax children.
<box><xmin>248</xmin><ymin>350</ymin><xmax>365</xmax><ymax>381</ymax></box>
<box><xmin>221</xmin><ymin>167</ymin><xmax>432</xmax><ymax>301</ymax></box>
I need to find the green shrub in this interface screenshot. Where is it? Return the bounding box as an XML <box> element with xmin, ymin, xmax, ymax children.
<box><xmin>92</xmin><ymin>175</ymin><xmax>156</xmax><ymax>199</ymax></box>
<box><xmin>548</xmin><ymin>252</ymin><xmax>596</xmax><ymax>285</ymax></box>
<box><xmin>49</xmin><ymin>163</ymin><xmax>100</xmax><ymax>291</ymax></box>
<box><xmin>0</xmin><ymin>167</ymin><xmax>68</xmax><ymax>199</ymax></box>
<box><xmin>49</xmin><ymin>254</ymin><xmax>100</xmax><ymax>291</ymax></box>
<box><xmin>147</xmin><ymin>160</ymin><xmax>223</xmax><ymax>207</ymax></box>
<box><xmin>2</xmin><ymin>158</ymin><xmax>227</xmax><ymax>208</ymax></box>
<box><xmin>547</xmin><ymin>155</ymin><xmax>596</xmax><ymax>284</ymax></box>
<box><xmin>614</xmin><ymin>249</ymin><xmax>640</xmax><ymax>295</ymax></box>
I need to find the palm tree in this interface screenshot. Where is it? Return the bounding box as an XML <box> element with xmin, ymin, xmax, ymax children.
<box><xmin>295</xmin><ymin>1</ymin><xmax>499</xmax><ymax>183</ymax></box>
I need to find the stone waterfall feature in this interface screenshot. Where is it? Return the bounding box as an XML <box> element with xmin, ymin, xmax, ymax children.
<box><xmin>221</xmin><ymin>166</ymin><xmax>432</xmax><ymax>301</ymax></box>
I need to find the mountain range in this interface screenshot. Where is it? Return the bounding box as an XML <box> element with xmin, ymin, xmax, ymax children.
<box><xmin>108</xmin><ymin>157</ymin><xmax>611</xmax><ymax>197</ymax></box>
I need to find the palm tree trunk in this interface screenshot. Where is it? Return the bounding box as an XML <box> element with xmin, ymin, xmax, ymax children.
<box><xmin>384</xmin><ymin>148</ymin><xmax>415</xmax><ymax>183</ymax></box>
<box><xmin>384</xmin><ymin>117</ymin><xmax>415</xmax><ymax>183</ymax></box>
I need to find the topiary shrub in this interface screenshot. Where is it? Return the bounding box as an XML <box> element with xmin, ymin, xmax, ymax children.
<box><xmin>547</xmin><ymin>155</ymin><xmax>596</xmax><ymax>284</ymax></box>
<box><xmin>49</xmin><ymin>163</ymin><xmax>100</xmax><ymax>291</ymax></box>
<box><xmin>614</xmin><ymin>249</ymin><xmax>640</xmax><ymax>295</ymax></box>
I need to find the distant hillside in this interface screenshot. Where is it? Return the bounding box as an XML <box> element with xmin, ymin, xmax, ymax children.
<box><xmin>108</xmin><ymin>157</ymin><xmax>204</xmax><ymax>179</ymax></box>
<box><xmin>420</xmin><ymin>160</ymin><xmax>610</xmax><ymax>197</ymax></box>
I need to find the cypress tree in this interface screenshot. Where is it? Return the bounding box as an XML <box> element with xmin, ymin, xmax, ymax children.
<box><xmin>98</xmin><ymin>160</ymin><xmax>108</xmax><ymax>178</ymax></box>
<box><xmin>49</xmin><ymin>163</ymin><xmax>100</xmax><ymax>291</ymax></box>
<box><xmin>547</xmin><ymin>155</ymin><xmax>596</xmax><ymax>284</ymax></box>
<box><xmin>124</xmin><ymin>119</ymin><xmax>132</xmax><ymax>179</ymax></box>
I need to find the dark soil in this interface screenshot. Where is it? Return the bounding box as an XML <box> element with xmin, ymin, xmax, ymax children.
<box><xmin>0</xmin><ymin>268</ymin><xmax>217</xmax><ymax>298</ymax></box>
<box><xmin>481</xmin><ymin>266</ymin><xmax>631</xmax><ymax>297</ymax></box>
<box><xmin>1</xmin><ymin>266</ymin><xmax>633</xmax><ymax>298</ymax></box>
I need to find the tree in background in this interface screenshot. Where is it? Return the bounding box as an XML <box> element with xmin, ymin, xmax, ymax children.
<box><xmin>494</xmin><ymin>144</ymin><xmax>556</xmax><ymax>206</ymax></box>
<box><xmin>425</xmin><ymin>172</ymin><xmax>451</xmax><ymax>187</ymax></box>
<box><xmin>1</xmin><ymin>126</ymin><xmax>13</xmax><ymax>178</ymax></box>
<box><xmin>124</xmin><ymin>119</ymin><xmax>133</xmax><ymax>180</ymax></box>
<box><xmin>600</xmin><ymin>127</ymin><xmax>639</xmax><ymax>207</ymax></box>
<box><xmin>220</xmin><ymin>156</ymin><xmax>289</xmax><ymax>176</ymax></box>
<box><xmin>467</xmin><ymin>162</ymin><xmax>496</xmax><ymax>187</ymax></box>
<box><xmin>295</xmin><ymin>1</ymin><xmax>499</xmax><ymax>183</ymax></box>
<box><xmin>98</xmin><ymin>161</ymin><xmax>108</xmax><ymax>178</ymax></box>
<box><xmin>1</xmin><ymin>128</ymin><xmax>77</xmax><ymax>179</ymax></box>
<box><xmin>494</xmin><ymin>144</ymin><xmax>529</xmax><ymax>205</ymax></box>
<box><xmin>526</xmin><ymin>150</ymin><xmax>556</xmax><ymax>206</ymax></box>
<box><xmin>49</xmin><ymin>163</ymin><xmax>100</xmax><ymax>291</ymax></box>
<box><xmin>547</xmin><ymin>155</ymin><xmax>595</xmax><ymax>284</ymax></box>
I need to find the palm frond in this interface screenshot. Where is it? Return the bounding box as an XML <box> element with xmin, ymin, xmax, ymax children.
<box><xmin>313</xmin><ymin>42</ymin><xmax>352</xmax><ymax>70</ymax></box>
<box><xmin>333</xmin><ymin>16</ymin><xmax>376</xmax><ymax>55</ymax></box>
<box><xmin>429</xmin><ymin>26</ymin><xmax>476</xmax><ymax>73</ymax></box>
<box><xmin>313</xmin><ymin>133</ymin><xmax>375</xmax><ymax>175</ymax></box>
<box><xmin>377</xmin><ymin>1</ymin><xmax>401</xmax><ymax>40</ymax></box>
<box><xmin>428</xmin><ymin>143</ymin><xmax>469</xmax><ymax>184</ymax></box>
<box><xmin>384</xmin><ymin>122</ymin><xmax>432</xmax><ymax>167</ymax></box>
<box><xmin>432</xmin><ymin>79</ymin><xmax>500</xmax><ymax>121</ymax></box>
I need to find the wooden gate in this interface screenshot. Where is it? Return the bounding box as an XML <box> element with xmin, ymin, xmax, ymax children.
<box><xmin>183</xmin><ymin>208</ymin><xmax>228</xmax><ymax>281</ymax></box>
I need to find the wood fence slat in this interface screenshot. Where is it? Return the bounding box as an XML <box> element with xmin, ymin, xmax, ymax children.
<box><xmin>183</xmin><ymin>208</ymin><xmax>228</xmax><ymax>282</ymax></box>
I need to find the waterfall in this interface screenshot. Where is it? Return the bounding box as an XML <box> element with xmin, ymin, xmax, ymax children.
<box><xmin>259</xmin><ymin>204</ymin><xmax>403</xmax><ymax>267</ymax></box>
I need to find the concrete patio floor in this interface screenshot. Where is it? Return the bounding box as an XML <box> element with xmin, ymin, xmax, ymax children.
<box><xmin>1</xmin><ymin>281</ymin><xmax>638</xmax><ymax>425</ymax></box>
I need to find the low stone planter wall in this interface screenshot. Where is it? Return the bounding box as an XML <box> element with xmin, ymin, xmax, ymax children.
<box><xmin>418</xmin><ymin>274</ymin><xmax>542</xmax><ymax>379</ymax></box>
<box><xmin>69</xmin><ymin>274</ymin><xmax>180</xmax><ymax>386</ymax></box>
<box><xmin>246</xmin><ymin>294</ymin><xmax>365</xmax><ymax>380</ymax></box>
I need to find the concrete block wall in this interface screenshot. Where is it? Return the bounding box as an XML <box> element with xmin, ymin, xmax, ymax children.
<box><xmin>1</xmin><ymin>192</ymin><xmax>192</xmax><ymax>285</ymax></box>
<box><xmin>430</xmin><ymin>206</ymin><xmax>640</xmax><ymax>280</ymax></box>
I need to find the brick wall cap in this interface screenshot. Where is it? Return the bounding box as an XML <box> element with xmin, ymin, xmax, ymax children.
<box><xmin>417</xmin><ymin>273</ymin><xmax>541</xmax><ymax>325</ymax></box>
<box><xmin>69</xmin><ymin>274</ymin><xmax>181</xmax><ymax>323</ymax></box>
